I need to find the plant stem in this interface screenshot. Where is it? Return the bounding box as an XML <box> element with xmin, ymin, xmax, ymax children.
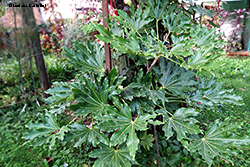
<box><xmin>165</xmin><ymin>31</ymin><xmax>171</xmax><ymax>41</ymax></box>
<box><xmin>146</xmin><ymin>59</ymin><xmax>149</xmax><ymax>71</ymax></box>
<box><xmin>162</xmin><ymin>90</ymin><xmax>179</xmax><ymax>97</ymax></box>
<box><xmin>156</xmin><ymin>19</ymin><xmax>159</xmax><ymax>39</ymax></box>
<box><xmin>155</xmin><ymin>103</ymin><xmax>173</xmax><ymax>117</ymax></box>
<box><xmin>67</xmin><ymin>116</ymin><xmax>78</xmax><ymax>126</ymax></box>
<box><xmin>154</xmin><ymin>125</ymin><xmax>161</xmax><ymax>167</ymax></box>
<box><xmin>136</xmin><ymin>30</ymin><xmax>143</xmax><ymax>38</ymax></box>
<box><xmin>147</xmin><ymin>57</ymin><xmax>159</xmax><ymax>73</ymax></box>
<box><xmin>168</xmin><ymin>100</ymin><xmax>188</xmax><ymax>103</ymax></box>
<box><xmin>162</xmin><ymin>55</ymin><xmax>181</xmax><ymax>66</ymax></box>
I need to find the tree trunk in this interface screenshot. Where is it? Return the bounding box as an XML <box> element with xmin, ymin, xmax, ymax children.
<box><xmin>21</xmin><ymin>0</ymin><xmax>50</xmax><ymax>97</ymax></box>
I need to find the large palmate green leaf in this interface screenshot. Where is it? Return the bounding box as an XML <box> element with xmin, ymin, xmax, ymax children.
<box><xmin>45</xmin><ymin>82</ymin><xmax>73</xmax><ymax>114</ymax></box>
<box><xmin>162</xmin><ymin>11</ymin><xmax>191</xmax><ymax>34</ymax></box>
<box><xmin>116</xmin><ymin>6</ymin><xmax>153</xmax><ymax>31</ymax></box>
<box><xmin>121</xmin><ymin>71</ymin><xmax>168</xmax><ymax>103</ymax></box>
<box><xmin>169</xmin><ymin>39</ymin><xmax>195</xmax><ymax>56</ymax></box>
<box><xmin>95</xmin><ymin>5</ymin><xmax>152</xmax><ymax>54</ymax></box>
<box><xmin>70</xmin><ymin>68</ymin><xmax>125</xmax><ymax>117</ymax></box>
<box><xmin>67</xmin><ymin>122</ymin><xmax>109</xmax><ymax>147</ymax></box>
<box><xmin>94</xmin><ymin>23</ymin><xmax>113</xmax><ymax>44</ymax></box>
<box><xmin>140</xmin><ymin>132</ymin><xmax>154</xmax><ymax>151</ymax></box>
<box><xmin>182</xmin><ymin>27</ymin><xmax>225</xmax><ymax>70</ymax></box>
<box><xmin>189</xmin><ymin>27</ymin><xmax>222</xmax><ymax>48</ymax></box>
<box><xmin>122</xmin><ymin>83</ymin><xmax>168</xmax><ymax>104</ymax></box>
<box><xmin>95</xmin><ymin>7</ymin><xmax>153</xmax><ymax>56</ymax></box>
<box><xmin>190</xmin><ymin>77</ymin><xmax>242</xmax><ymax>106</ymax></box>
<box><xmin>130</xmin><ymin>97</ymin><xmax>154</xmax><ymax>115</ymax></box>
<box><xmin>64</xmin><ymin>41</ymin><xmax>105</xmax><ymax>75</ymax></box>
<box><xmin>23</xmin><ymin>112</ymin><xmax>69</xmax><ymax>148</ymax></box>
<box><xmin>70</xmin><ymin>78</ymin><xmax>110</xmax><ymax>117</ymax></box>
<box><xmin>158</xmin><ymin>59</ymin><xmax>197</xmax><ymax>97</ymax></box>
<box><xmin>120</xmin><ymin>70</ymin><xmax>148</xmax><ymax>100</ymax></box>
<box><xmin>191</xmin><ymin>4</ymin><xmax>213</xmax><ymax>18</ymax></box>
<box><xmin>121</xmin><ymin>82</ymin><xmax>143</xmax><ymax>101</ymax></box>
<box><xmin>45</xmin><ymin>82</ymin><xmax>73</xmax><ymax>106</ymax></box>
<box><xmin>96</xmin><ymin>29</ymin><xmax>141</xmax><ymax>56</ymax></box>
<box><xmin>97</xmin><ymin>98</ymin><xmax>157</xmax><ymax>159</ymax></box>
<box><xmin>157</xmin><ymin>108</ymin><xmax>201</xmax><ymax>147</ymax></box>
<box><xmin>89</xmin><ymin>145</ymin><xmax>134</xmax><ymax>167</ymax></box>
<box><xmin>189</xmin><ymin>118</ymin><xmax>250</xmax><ymax>166</ymax></box>
<box><xmin>147</xmin><ymin>0</ymin><xmax>170</xmax><ymax>20</ymax></box>
<box><xmin>187</xmin><ymin>46</ymin><xmax>214</xmax><ymax>68</ymax></box>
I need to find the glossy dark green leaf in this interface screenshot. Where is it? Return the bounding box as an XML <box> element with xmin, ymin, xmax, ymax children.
<box><xmin>158</xmin><ymin>59</ymin><xmax>196</xmax><ymax>97</ymax></box>
<box><xmin>45</xmin><ymin>82</ymin><xmax>72</xmax><ymax>105</ymax></box>
<box><xmin>70</xmin><ymin>78</ymin><xmax>111</xmax><ymax>117</ymax></box>
<box><xmin>121</xmin><ymin>83</ymin><xmax>143</xmax><ymax>100</ymax></box>
<box><xmin>147</xmin><ymin>0</ymin><xmax>169</xmax><ymax>19</ymax></box>
<box><xmin>157</xmin><ymin>108</ymin><xmax>201</xmax><ymax>147</ymax></box>
<box><xmin>64</xmin><ymin>41</ymin><xmax>105</xmax><ymax>75</ymax></box>
<box><xmin>68</xmin><ymin>123</ymin><xmax>109</xmax><ymax>147</ymax></box>
<box><xmin>189</xmin><ymin>118</ymin><xmax>250</xmax><ymax>166</ymax></box>
<box><xmin>23</xmin><ymin>112</ymin><xmax>69</xmax><ymax>148</ymax></box>
<box><xmin>190</xmin><ymin>77</ymin><xmax>243</xmax><ymax>106</ymax></box>
<box><xmin>117</xmin><ymin>6</ymin><xmax>153</xmax><ymax>31</ymax></box>
<box><xmin>98</xmin><ymin>99</ymin><xmax>157</xmax><ymax>159</ymax></box>
<box><xmin>89</xmin><ymin>145</ymin><xmax>134</xmax><ymax>167</ymax></box>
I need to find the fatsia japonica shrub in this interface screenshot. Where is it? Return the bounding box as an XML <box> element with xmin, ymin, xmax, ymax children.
<box><xmin>23</xmin><ymin>0</ymin><xmax>250</xmax><ymax>166</ymax></box>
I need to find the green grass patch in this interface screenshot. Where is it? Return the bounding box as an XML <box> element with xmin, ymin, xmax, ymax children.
<box><xmin>205</xmin><ymin>56</ymin><xmax>250</xmax><ymax>114</ymax></box>
<box><xmin>200</xmin><ymin>56</ymin><xmax>250</xmax><ymax>166</ymax></box>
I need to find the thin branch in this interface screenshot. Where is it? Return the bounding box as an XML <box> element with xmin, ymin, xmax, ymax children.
<box><xmin>147</xmin><ymin>57</ymin><xmax>159</xmax><ymax>73</ymax></box>
<box><xmin>155</xmin><ymin>103</ymin><xmax>173</xmax><ymax>117</ymax></box>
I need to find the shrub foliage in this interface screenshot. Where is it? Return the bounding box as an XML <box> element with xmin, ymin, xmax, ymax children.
<box><xmin>24</xmin><ymin>0</ymin><xmax>250</xmax><ymax>166</ymax></box>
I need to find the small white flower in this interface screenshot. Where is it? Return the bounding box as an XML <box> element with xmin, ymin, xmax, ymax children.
<box><xmin>64</xmin><ymin>163</ymin><xmax>69</xmax><ymax>167</ymax></box>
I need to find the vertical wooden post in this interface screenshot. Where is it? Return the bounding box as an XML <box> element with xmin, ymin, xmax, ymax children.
<box><xmin>102</xmin><ymin>0</ymin><xmax>111</xmax><ymax>73</ymax></box>
<box><xmin>21</xmin><ymin>0</ymin><xmax>50</xmax><ymax>97</ymax></box>
<box><xmin>131</xmin><ymin>0</ymin><xmax>138</xmax><ymax>10</ymax></box>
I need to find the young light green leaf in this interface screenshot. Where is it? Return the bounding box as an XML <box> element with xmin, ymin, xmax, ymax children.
<box><xmin>140</xmin><ymin>132</ymin><xmax>154</xmax><ymax>150</ymax></box>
